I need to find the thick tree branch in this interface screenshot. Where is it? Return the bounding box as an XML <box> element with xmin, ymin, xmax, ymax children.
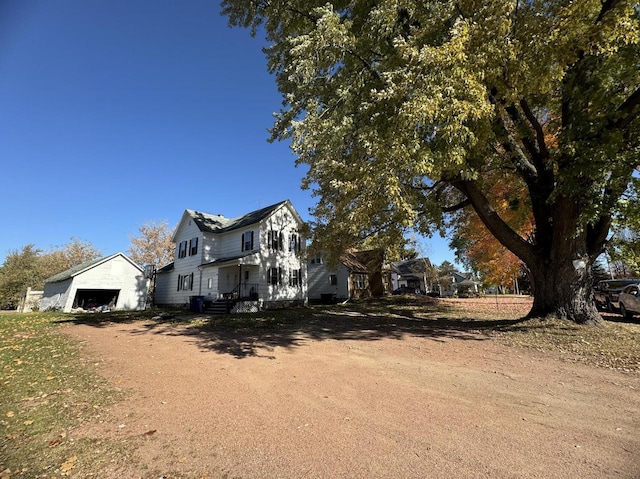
<box><xmin>613</xmin><ymin>86</ymin><xmax>640</xmax><ymax>130</ymax></box>
<box><xmin>442</xmin><ymin>198</ymin><xmax>472</xmax><ymax>213</ymax></box>
<box><xmin>519</xmin><ymin>99</ymin><xmax>550</xmax><ymax>161</ymax></box>
<box><xmin>595</xmin><ymin>0</ymin><xmax>623</xmax><ymax>24</ymax></box>
<box><xmin>451</xmin><ymin>179</ymin><xmax>535</xmax><ymax>264</ymax></box>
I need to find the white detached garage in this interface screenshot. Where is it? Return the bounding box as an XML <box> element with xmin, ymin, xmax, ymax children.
<box><xmin>40</xmin><ymin>252</ymin><xmax>148</xmax><ymax>312</ymax></box>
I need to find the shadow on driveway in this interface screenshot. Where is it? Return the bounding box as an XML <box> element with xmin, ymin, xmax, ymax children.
<box><xmin>57</xmin><ymin>297</ymin><xmax>529</xmax><ymax>359</ymax></box>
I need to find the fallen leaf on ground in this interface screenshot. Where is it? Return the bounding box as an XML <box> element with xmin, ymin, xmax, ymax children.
<box><xmin>49</xmin><ymin>438</ymin><xmax>62</xmax><ymax>448</ymax></box>
<box><xmin>143</xmin><ymin>429</ymin><xmax>157</xmax><ymax>436</ymax></box>
<box><xmin>60</xmin><ymin>456</ymin><xmax>77</xmax><ymax>475</ymax></box>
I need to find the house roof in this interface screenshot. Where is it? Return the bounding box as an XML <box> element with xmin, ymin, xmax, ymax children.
<box><xmin>340</xmin><ymin>249</ymin><xmax>385</xmax><ymax>273</ymax></box>
<box><xmin>341</xmin><ymin>251</ymin><xmax>369</xmax><ymax>273</ymax></box>
<box><xmin>184</xmin><ymin>200</ymin><xmax>301</xmax><ymax>236</ymax></box>
<box><xmin>392</xmin><ymin>258</ymin><xmax>432</xmax><ymax>276</ymax></box>
<box><xmin>157</xmin><ymin>262</ymin><xmax>175</xmax><ymax>274</ymax></box>
<box><xmin>44</xmin><ymin>252</ymin><xmax>143</xmax><ymax>283</ymax></box>
<box><xmin>200</xmin><ymin>251</ymin><xmax>258</xmax><ymax>267</ymax></box>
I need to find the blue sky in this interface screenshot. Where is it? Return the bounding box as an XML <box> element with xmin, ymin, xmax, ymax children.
<box><xmin>0</xmin><ymin>0</ymin><xmax>455</xmax><ymax>267</ymax></box>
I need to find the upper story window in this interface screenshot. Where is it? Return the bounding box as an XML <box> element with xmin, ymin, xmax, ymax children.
<box><xmin>310</xmin><ymin>254</ymin><xmax>323</xmax><ymax>264</ymax></box>
<box><xmin>178</xmin><ymin>238</ymin><xmax>199</xmax><ymax>259</ymax></box>
<box><xmin>289</xmin><ymin>233</ymin><xmax>302</xmax><ymax>253</ymax></box>
<box><xmin>241</xmin><ymin>231</ymin><xmax>255</xmax><ymax>252</ymax></box>
<box><xmin>178</xmin><ymin>240</ymin><xmax>188</xmax><ymax>259</ymax></box>
<box><xmin>268</xmin><ymin>230</ymin><xmax>283</xmax><ymax>251</ymax></box>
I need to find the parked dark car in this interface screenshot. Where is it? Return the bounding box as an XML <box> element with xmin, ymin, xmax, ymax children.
<box><xmin>594</xmin><ymin>279</ymin><xmax>640</xmax><ymax>312</ymax></box>
<box><xmin>393</xmin><ymin>285</ymin><xmax>420</xmax><ymax>295</ymax></box>
<box><xmin>618</xmin><ymin>284</ymin><xmax>640</xmax><ymax>320</ymax></box>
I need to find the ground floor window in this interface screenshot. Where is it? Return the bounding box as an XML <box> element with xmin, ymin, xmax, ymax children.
<box><xmin>177</xmin><ymin>273</ymin><xmax>194</xmax><ymax>291</ymax></box>
<box><xmin>354</xmin><ymin>274</ymin><xmax>367</xmax><ymax>290</ymax></box>
<box><xmin>268</xmin><ymin>267</ymin><xmax>282</xmax><ymax>285</ymax></box>
<box><xmin>289</xmin><ymin>268</ymin><xmax>301</xmax><ymax>287</ymax></box>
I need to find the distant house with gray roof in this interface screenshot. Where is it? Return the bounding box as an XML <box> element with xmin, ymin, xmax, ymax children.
<box><xmin>40</xmin><ymin>252</ymin><xmax>148</xmax><ymax>312</ymax></box>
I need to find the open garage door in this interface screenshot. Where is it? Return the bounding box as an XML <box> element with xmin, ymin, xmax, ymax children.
<box><xmin>72</xmin><ymin>289</ymin><xmax>120</xmax><ymax>311</ymax></box>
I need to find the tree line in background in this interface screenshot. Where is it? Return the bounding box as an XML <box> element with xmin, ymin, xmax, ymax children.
<box><xmin>0</xmin><ymin>221</ymin><xmax>174</xmax><ymax>308</ymax></box>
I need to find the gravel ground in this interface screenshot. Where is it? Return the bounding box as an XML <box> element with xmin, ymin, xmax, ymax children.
<box><xmin>63</xmin><ymin>307</ymin><xmax>639</xmax><ymax>479</ymax></box>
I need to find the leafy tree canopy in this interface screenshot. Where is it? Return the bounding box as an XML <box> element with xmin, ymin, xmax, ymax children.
<box><xmin>223</xmin><ymin>0</ymin><xmax>639</xmax><ymax>323</ymax></box>
<box><xmin>0</xmin><ymin>239</ymin><xmax>101</xmax><ymax>306</ymax></box>
<box><xmin>127</xmin><ymin>220</ymin><xmax>175</xmax><ymax>269</ymax></box>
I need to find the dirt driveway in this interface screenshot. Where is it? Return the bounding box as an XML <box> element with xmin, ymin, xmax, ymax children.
<box><xmin>64</xmin><ymin>308</ymin><xmax>639</xmax><ymax>479</ymax></box>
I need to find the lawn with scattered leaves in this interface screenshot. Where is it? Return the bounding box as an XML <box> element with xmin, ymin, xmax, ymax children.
<box><xmin>0</xmin><ymin>312</ymin><xmax>127</xmax><ymax>478</ymax></box>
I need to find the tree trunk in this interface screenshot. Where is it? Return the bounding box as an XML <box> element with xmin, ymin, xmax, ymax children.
<box><xmin>525</xmin><ymin>196</ymin><xmax>602</xmax><ymax>325</ymax></box>
<box><xmin>527</xmin><ymin>257</ymin><xmax>601</xmax><ymax>325</ymax></box>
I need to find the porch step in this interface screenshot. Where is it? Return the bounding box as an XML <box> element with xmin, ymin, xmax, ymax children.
<box><xmin>204</xmin><ymin>299</ymin><xmax>234</xmax><ymax>315</ymax></box>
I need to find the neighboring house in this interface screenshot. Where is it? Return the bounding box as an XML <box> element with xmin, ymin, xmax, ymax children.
<box><xmin>40</xmin><ymin>252</ymin><xmax>149</xmax><ymax>312</ymax></box>
<box><xmin>438</xmin><ymin>271</ymin><xmax>480</xmax><ymax>297</ymax></box>
<box><xmin>307</xmin><ymin>249</ymin><xmax>386</xmax><ymax>303</ymax></box>
<box><xmin>390</xmin><ymin>257</ymin><xmax>434</xmax><ymax>293</ymax></box>
<box><xmin>154</xmin><ymin>200</ymin><xmax>306</xmax><ymax>311</ymax></box>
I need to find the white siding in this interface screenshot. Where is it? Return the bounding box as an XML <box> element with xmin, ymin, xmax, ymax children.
<box><xmin>41</xmin><ymin>279</ymin><xmax>72</xmax><ymax>311</ymax></box>
<box><xmin>67</xmin><ymin>255</ymin><xmax>148</xmax><ymax>311</ymax></box>
<box><xmin>308</xmin><ymin>261</ymin><xmax>350</xmax><ymax>301</ymax></box>
<box><xmin>201</xmin><ymin>233</ymin><xmax>218</xmax><ymax>263</ymax></box>
<box><xmin>157</xmin><ymin>202</ymin><xmax>307</xmax><ymax>307</ymax></box>
<box><xmin>41</xmin><ymin>254</ymin><xmax>148</xmax><ymax>312</ymax></box>
<box><xmin>166</xmin><ymin>216</ymin><xmax>204</xmax><ymax>305</ymax></box>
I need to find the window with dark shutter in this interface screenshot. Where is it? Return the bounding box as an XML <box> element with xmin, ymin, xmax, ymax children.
<box><xmin>190</xmin><ymin>238</ymin><xmax>198</xmax><ymax>256</ymax></box>
<box><xmin>241</xmin><ymin>233</ymin><xmax>245</xmax><ymax>252</ymax></box>
<box><xmin>178</xmin><ymin>241</ymin><xmax>188</xmax><ymax>259</ymax></box>
<box><xmin>243</xmin><ymin>231</ymin><xmax>253</xmax><ymax>252</ymax></box>
<box><xmin>269</xmin><ymin>267</ymin><xmax>280</xmax><ymax>286</ymax></box>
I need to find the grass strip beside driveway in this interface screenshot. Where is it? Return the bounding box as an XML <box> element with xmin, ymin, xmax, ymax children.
<box><xmin>0</xmin><ymin>312</ymin><xmax>127</xmax><ymax>478</ymax></box>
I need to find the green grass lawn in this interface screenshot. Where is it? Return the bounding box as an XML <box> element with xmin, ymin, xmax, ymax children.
<box><xmin>0</xmin><ymin>311</ymin><xmax>128</xmax><ymax>477</ymax></box>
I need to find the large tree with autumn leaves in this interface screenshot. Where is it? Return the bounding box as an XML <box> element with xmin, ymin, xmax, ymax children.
<box><xmin>223</xmin><ymin>0</ymin><xmax>639</xmax><ymax>324</ymax></box>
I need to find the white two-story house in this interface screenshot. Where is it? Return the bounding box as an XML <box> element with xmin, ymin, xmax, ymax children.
<box><xmin>154</xmin><ymin>200</ymin><xmax>307</xmax><ymax>312</ymax></box>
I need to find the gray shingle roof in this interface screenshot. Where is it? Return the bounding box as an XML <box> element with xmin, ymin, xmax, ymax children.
<box><xmin>44</xmin><ymin>253</ymin><xmax>142</xmax><ymax>283</ymax></box>
<box><xmin>45</xmin><ymin>256</ymin><xmax>106</xmax><ymax>283</ymax></box>
<box><xmin>187</xmin><ymin>200</ymin><xmax>289</xmax><ymax>234</ymax></box>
